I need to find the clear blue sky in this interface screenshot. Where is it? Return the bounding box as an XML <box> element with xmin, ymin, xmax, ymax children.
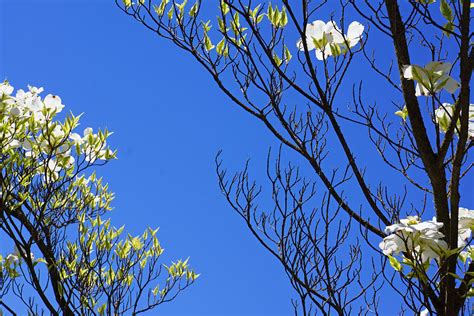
<box><xmin>0</xmin><ymin>1</ymin><xmax>472</xmax><ymax>315</ymax></box>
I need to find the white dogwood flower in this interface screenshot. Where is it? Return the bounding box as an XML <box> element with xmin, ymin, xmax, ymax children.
<box><xmin>0</xmin><ymin>82</ymin><xmax>14</xmax><ymax>97</ymax></box>
<box><xmin>47</xmin><ymin>159</ymin><xmax>62</xmax><ymax>180</ymax></box>
<box><xmin>403</xmin><ymin>62</ymin><xmax>460</xmax><ymax>96</ymax></box>
<box><xmin>435</xmin><ymin>103</ymin><xmax>474</xmax><ymax>138</ymax></box>
<box><xmin>297</xmin><ymin>20</ymin><xmax>334</xmax><ymax>51</ymax></box>
<box><xmin>51</xmin><ymin>125</ymin><xmax>66</xmax><ymax>139</ymax></box>
<box><xmin>27</xmin><ymin>85</ymin><xmax>44</xmax><ymax>95</ymax></box>
<box><xmin>469</xmin><ymin>104</ymin><xmax>474</xmax><ymax>138</ymax></box>
<box><xmin>458</xmin><ymin>208</ymin><xmax>474</xmax><ymax>229</ymax></box>
<box><xmin>70</xmin><ymin>133</ymin><xmax>84</xmax><ymax>145</ymax></box>
<box><xmin>297</xmin><ymin>20</ymin><xmax>364</xmax><ymax>60</ymax></box>
<box><xmin>395</xmin><ymin>106</ymin><xmax>409</xmax><ymax>121</ymax></box>
<box><xmin>458</xmin><ymin>208</ymin><xmax>474</xmax><ymax>247</ymax></box>
<box><xmin>339</xmin><ymin>21</ymin><xmax>365</xmax><ymax>48</ymax></box>
<box><xmin>420</xmin><ymin>308</ymin><xmax>429</xmax><ymax>316</ymax></box>
<box><xmin>435</xmin><ymin>103</ymin><xmax>456</xmax><ymax>133</ymax></box>
<box><xmin>43</xmin><ymin>94</ymin><xmax>64</xmax><ymax>113</ymax></box>
<box><xmin>380</xmin><ymin>216</ymin><xmax>447</xmax><ymax>263</ymax></box>
<box><xmin>459</xmin><ymin>246</ymin><xmax>474</xmax><ymax>263</ymax></box>
<box><xmin>5</xmin><ymin>254</ymin><xmax>19</xmax><ymax>265</ymax></box>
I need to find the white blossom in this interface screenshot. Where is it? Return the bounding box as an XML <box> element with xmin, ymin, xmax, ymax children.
<box><xmin>7</xmin><ymin>139</ymin><xmax>21</xmax><ymax>150</ymax></box>
<box><xmin>420</xmin><ymin>308</ymin><xmax>430</xmax><ymax>316</ymax></box>
<box><xmin>458</xmin><ymin>208</ymin><xmax>474</xmax><ymax>230</ymax></box>
<box><xmin>434</xmin><ymin>103</ymin><xmax>474</xmax><ymax>138</ymax></box>
<box><xmin>459</xmin><ymin>246</ymin><xmax>474</xmax><ymax>263</ymax></box>
<box><xmin>435</xmin><ymin>103</ymin><xmax>456</xmax><ymax>133</ymax></box>
<box><xmin>46</xmin><ymin>159</ymin><xmax>62</xmax><ymax>180</ymax></box>
<box><xmin>43</xmin><ymin>94</ymin><xmax>64</xmax><ymax>113</ymax></box>
<box><xmin>27</xmin><ymin>85</ymin><xmax>44</xmax><ymax>95</ymax></box>
<box><xmin>379</xmin><ymin>216</ymin><xmax>448</xmax><ymax>263</ymax></box>
<box><xmin>5</xmin><ymin>254</ymin><xmax>19</xmax><ymax>265</ymax></box>
<box><xmin>297</xmin><ymin>20</ymin><xmax>364</xmax><ymax>60</ymax></box>
<box><xmin>51</xmin><ymin>125</ymin><xmax>66</xmax><ymax>139</ymax></box>
<box><xmin>382</xmin><ymin>207</ymin><xmax>474</xmax><ymax>268</ymax></box>
<box><xmin>0</xmin><ymin>82</ymin><xmax>14</xmax><ymax>97</ymax></box>
<box><xmin>70</xmin><ymin>133</ymin><xmax>84</xmax><ymax>145</ymax></box>
<box><xmin>469</xmin><ymin>104</ymin><xmax>474</xmax><ymax>138</ymax></box>
<box><xmin>458</xmin><ymin>208</ymin><xmax>474</xmax><ymax>247</ymax></box>
<box><xmin>403</xmin><ymin>62</ymin><xmax>460</xmax><ymax>96</ymax></box>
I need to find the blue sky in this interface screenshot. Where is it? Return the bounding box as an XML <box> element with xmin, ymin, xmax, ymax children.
<box><xmin>0</xmin><ymin>1</ymin><xmax>295</xmax><ymax>314</ymax></box>
<box><xmin>1</xmin><ymin>1</ymin><xmax>472</xmax><ymax>315</ymax></box>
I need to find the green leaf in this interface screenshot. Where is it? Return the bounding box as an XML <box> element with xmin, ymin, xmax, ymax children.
<box><xmin>35</xmin><ymin>258</ymin><xmax>47</xmax><ymax>264</ymax></box>
<box><xmin>122</xmin><ymin>0</ymin><xmax>132</xmax><ymax>9</ymax></box>
<box><xmin>388</xmin><ymin>255</ymin><xmax>402</xmax><ymax>272</ymax></box>
<box><xmin>272</xmin><ymin>7</ymin><xmax>281</xmax><ymax>26</ymax></box>
<box><xmin>216</xmin><ymin>38</ymin><xmax>226</xmax><ymax>55</ymax></box>
<box><xmin>267</xmin><ymin>4</ymin><xmax>274</xmax><ymax>24</ymax></box>
<box><xmin>233</xmin><ymin>11</ymin><xmax>240</xmax><ymax>26</ymax></box>
<box><xmin>467</xmin><ymin>288</ymin><xmax>474</xmax><ymax>297</ymax></box>
<box><xmin>279</xmin><ymin>7</ymin><xmax>288</xmax><ymax>27</ymax></box>
<box><xmin>217</xmin><ymin>17</ymin><xmax>226</xmax><ymax>32</ymax></box>
<box><xmin>395</xmin><ymin>106</ymin><xmax>408</xmax><ymax>121</ymax></box>
<box><xmin>448</xmin><ymin>272</ymin><xmax>463</xmax><ymax>280</ymax></box>
<box><xmin>231</xmin><ymin>12</ymin><xmax>240</xmax><ymax>34</ymax></box>
<box><xmin>167</xmin><ymin>6</ymin><xmax>174</xmax><ymax>19</ymax></box>
<box><xmin>440</xmin><ymin>0</ymin><xmax>453</xmax><ymax>21</ymax></box>
<box><xmin>443</xmin><ymin>21</ymin><xmax>454</xmax><ymax>37</ymax></box>
<box><xmin>202</xmin><ymin>20</ymin><xmax>212</xmax><ymax>32</ymax></box>
<box><xmin>204</xmin><ymin>34</ymin><xmax>215</xmax><ymax>51</ymax></box>
<box><xmin>273</xmin><ymin>52</ymin><xmax>282</xmax><ymax>67</ymax></box>
<box><xmin>220</xmin><ymin>0</ymin><xmax>229</xmax><ymax>15</ymax></box>
<box><xmin>153</xmin><ymin>0</ymin><xmax>169</xmax><ymax>16</ymax></box>
<box><xmin>329</xmin><ymin>43</ymin><xmax>342</xmax><ymax>57</ymax></box>
<box><xmin>130</xmin><ymin>236</ymin><xmax>143</xmax><ymax>250</ymax></box>
<box><xmin>98</xmin><ymin>303</ymin><xmax>106</xmax><ymax>316</ymax></box>
<box><xmin>153</xmin><ymin>285</ymin><xmax>160</xmax><ymax>296</ymax></box>
<box><xmin>284</xmin><ymin>45</ymin><xmax>292</xmax><ymax>64</ymax></box>
<box><xmin>189</xmin><ymin>1</ymin><xmax>199</xmax><ymax>17</ymax></box>
<box><xmin>251</xmin><ymin>4</ymin><xmax>261</xmax><ymax>20</ymax></box>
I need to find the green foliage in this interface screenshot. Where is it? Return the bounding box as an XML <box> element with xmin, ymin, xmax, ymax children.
<box><xmin>0</xmin><ymin>82</ymin><xmax>197</xmax><ymax>313</ymax></box>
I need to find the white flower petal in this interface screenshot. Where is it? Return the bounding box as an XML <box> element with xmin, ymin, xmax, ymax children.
<box><xmin>402</xmin><ymin>65</ymin><xmax>414</xmax><ymax>80</ymax></box>
<box><xmin>84</xmin><ymin>127</ymin><xmax>93</xmax><ymax>136</ymax></box>
<box><xmin>44</xmin><ymin>94</ymin><xmax>64</xmax><ymax>113</ymax></box>
<box><xmin>442</xmin><ymin>77</ymin><xmax>460</xmax><ymax>94</ymax></box>
<box><xmin>346</xmin><ymin>21</ymin><xmax>364</xmax><ymax>47</ymax></box>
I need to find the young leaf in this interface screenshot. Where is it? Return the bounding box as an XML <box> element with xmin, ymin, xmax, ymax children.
<box><xmin>273</xmin><ymin>52</ymin><xmax>282</xmax><ymax>67</ymax></box>
<box><xmin>279</xmin><ymin>7</ymin><xmax>288</xmax><ymax>27</ymax></box>
<box><xmin>220</xmin><ymin>0</ymin><xmax>229</xmax><ymax>15</ymax></box>
<box><xmin>216</xmin><ymin>38</ymin><xmax>226</xmax><ymax>55</ymax></box>
<box><xmin>122</xmin><ymin>0</ymin><xmax>132</xmax><ymax>8</ymax></box>
<box><xmin>440</xmin><ymin>0</ymin><xmax>453</xmax><ymax>21</ymax></box>
<box><xmin>204</xmin><ymin>34</ymin><xmax>215</xmax><ymax>51</ymax></box>
<box><xmin>189</xmin><ymin>1</ymin><xmax>199</xmax><ymax>17</ymax></box>
<box><xmin>284</xmin><ymin>45</ymin><xmax>292</xmax><ymax>63</ymax></box>
<box><xmin>388</xmin><ymin>255</ymin><xmax>402</xmax><ymax>272</ymax></box>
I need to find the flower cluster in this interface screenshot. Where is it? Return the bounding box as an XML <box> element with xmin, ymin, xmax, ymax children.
<box><xmin>379</xmin><ymin>216</ymin><xmax>447</xmax><ymax>263</ymax></box>
<box><xmin>1</xmin><ymin>81</ymin><xmax>198</xmax><ymax>312</ymax></box>
<box><xmin>458</xmin><ymin>207</ymin><xmax>474</xmax><ymax>246</ymax></box>
<box><xmin>297</xmin><ymin>20</ymin><xmax>364</xmax><ymax>60</ymax></box>
<box><xmin>396</xmin><ymin>62</ymin><xmax>473</xmax><ymax>141</ymax></box>
<box><xmin>434</xmin><ymin>103</ymin><xmax>474</xmax><ymax>138</ymax></box>
<box><xmin>0</xmin><ymin>81</ymin><xmax>116</xmax><ymax>220</ymax></box>
<box><xmin>379</xmin><ymin>208</ymin><xmax>474</xmax><ymax>267</ymax></box>
<box><xmin>0</xmin><ymin>81</ymin><xmax>116</xmax><ymax>182</ymax></box>
<box><xmin>0</xmin><ymin>246</ymin><xmax>39</xmax><ymax>280</ymax></box>
<box><xmin>402</xmin><ymin>61</ymin><xmax>460</xmax><ymax>96</ymax></box>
